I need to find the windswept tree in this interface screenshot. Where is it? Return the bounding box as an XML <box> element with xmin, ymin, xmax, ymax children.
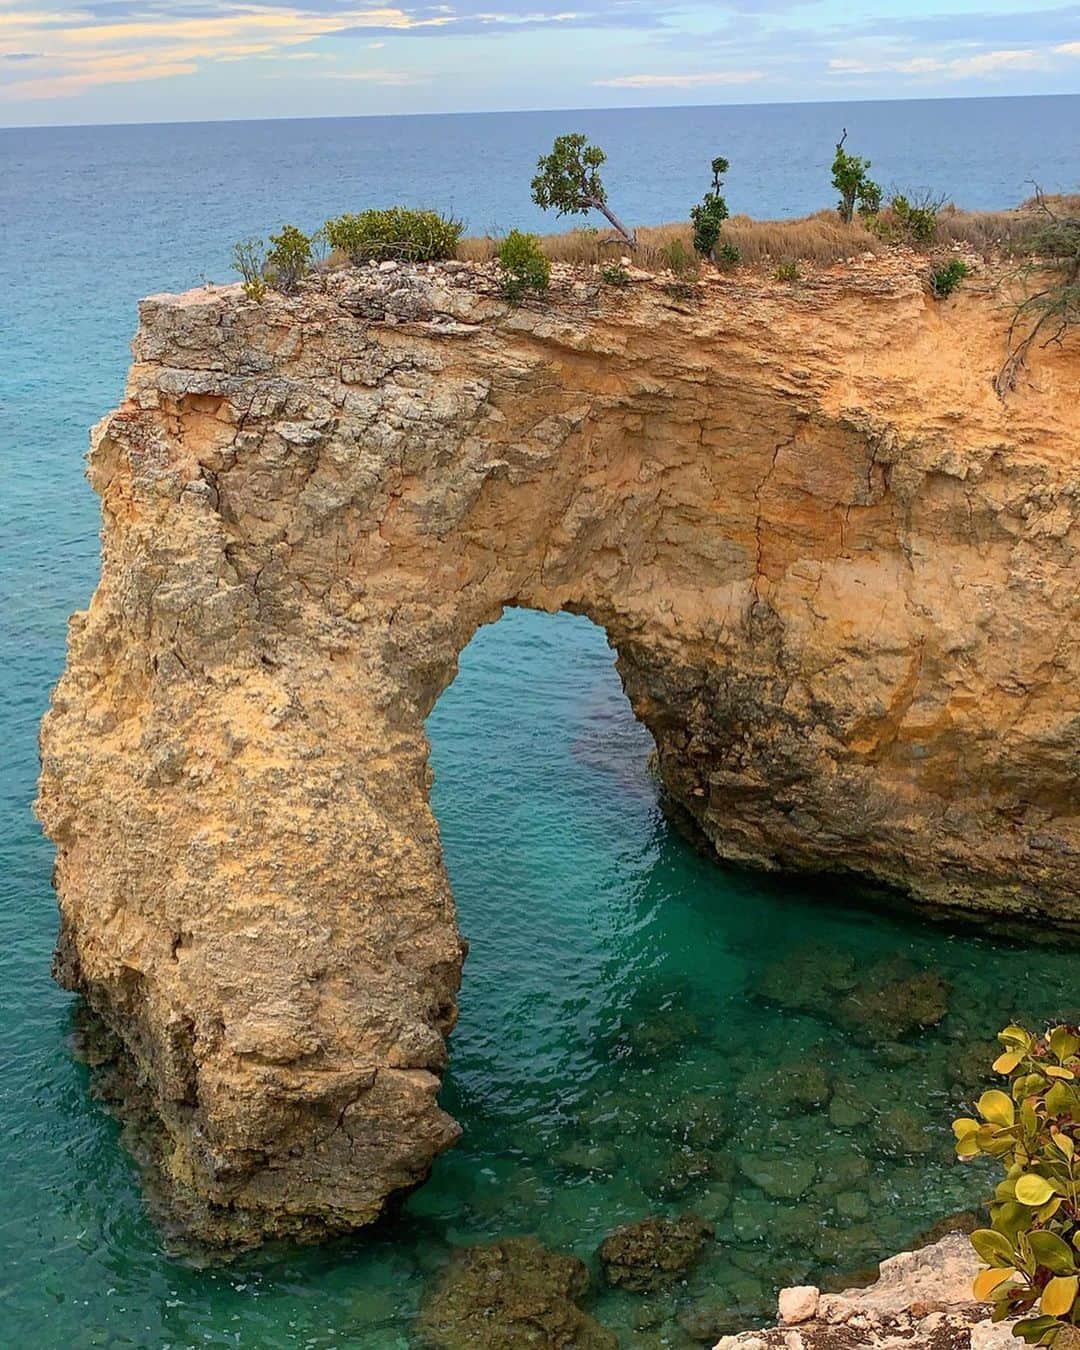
<box><xmin>531</xmin><ymin>133</ymin><xmax>636</xmax><ymax>248</ymax></box>
<box><xmin>832</xmin><ymin>130</ymin><xmax>881</xmax><ymax>223</ymax></box>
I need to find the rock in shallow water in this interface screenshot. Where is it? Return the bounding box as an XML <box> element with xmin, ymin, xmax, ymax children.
<box><xmin>416</xmin><ymin>1236</ymin><xmax>617</xmax><ymax>1349</ymax></box>
<box><xmin>599</xmin><ymin>1212</ymin><xmax>713</xmax><ymax>1293</ymax></box>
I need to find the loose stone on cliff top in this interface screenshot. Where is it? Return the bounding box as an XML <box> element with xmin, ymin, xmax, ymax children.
<box><xmin>416</xmin><ymin>1236</ymin><xmax>617</xmax><ymax>1349</ymax></box>
<box><xmin>598</xmin><ymin>1212</ymin><xmax>713</xmax><ymax>1292</ymax></box>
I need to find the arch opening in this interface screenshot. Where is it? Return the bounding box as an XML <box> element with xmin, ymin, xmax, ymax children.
<box><xmin>401</xmin><ymin>604</ymin><xmax>1078</xmax><ymax>1342</ymax></box>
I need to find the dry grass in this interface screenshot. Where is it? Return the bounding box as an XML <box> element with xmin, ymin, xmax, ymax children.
<box><xmin>455</xmin><ymin>197</ymin><xmax>1080</xmax><ymax>274</ymax></box>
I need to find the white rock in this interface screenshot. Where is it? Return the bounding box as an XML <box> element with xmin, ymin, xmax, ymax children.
<box><xmin>778</xmin><ymin>1286</ymin><xmax>820</xmax><ymax>1325</ymax></box>
<box><xmin>784</xmin><ymin>1332</ymin><xmax>804</xmax><ymax>1350</ymax></box>
<box><xmin>378</xmin><ymin>260</ymin><xmax>399</xmax><ymax>272</ymax></box>
<box><xmin>970</xmin><ymin>1322</ymin><xmax>1018</xmax><ymax>1350</ymax></box>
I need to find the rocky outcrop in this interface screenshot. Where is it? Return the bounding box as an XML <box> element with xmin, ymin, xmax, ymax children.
<box><xmin>712</xmin><ymin>1232</ymin><xmax>1011</xmax><ymax>1349</ymax></box>
<box><xmin>37</xmin><ymin>256</ymin><xmax>1080</xmax><ymax>1243</ymax></box>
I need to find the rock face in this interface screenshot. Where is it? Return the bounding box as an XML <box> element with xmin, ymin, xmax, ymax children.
<box><xmin>37</xmin><ymin>258</ymin><xmax>1080</xmax><ymax>1243</ymax></box>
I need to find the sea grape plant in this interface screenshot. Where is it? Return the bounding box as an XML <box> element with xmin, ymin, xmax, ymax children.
<box><xmin>265</xmin><ymin>224</ymin><xmax>312</xmax><ymax>293</ymax></box>
<box><xmin>690</xmin><ymin>155</ymin><xmax>731</xmax><ymax>258</ymax></box>
<box><xmin>530</xmin><ymin>133</ymin><xmax>636</xmax><ymax>248</ymax></box>
<box><xmin>957</xmin><ymin>1024</ymin><xmax>1080</xmax><ymax>1344</ymax></box>
<box><xmin>323</xmin><ymin>208</ymin><xmax>463</xmax><ymax>263</ymax></box>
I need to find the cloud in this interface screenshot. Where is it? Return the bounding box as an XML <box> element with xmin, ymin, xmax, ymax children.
<box><xmin>595</xmin><ymin>70</ymin><xmax>765</xmax><ymax>88</ymax></box>
<box><xmin>828</xmin><ymin>46</ymin><xmax>1050</xmax><ymax>81</ymax></box>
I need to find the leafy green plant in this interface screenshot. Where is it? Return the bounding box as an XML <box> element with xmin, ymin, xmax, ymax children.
<box><xmin>600</xmin><ymin>261</ymin><xmax>631</xmax><ymax>287</ymax></box>
<box><xmin>715</xmin><ymin>240</ymin><xmax>741</xmax><ymax>271</ymax></box>
<box><xmin>930</xmin><ymin>258</ymin><xmax>970</xmax><ymax>299</ymax></box>
<box><xmin>775</xmin><ymin>260</ymin><xmax>801</xmax><ymax>283</ymax></box>
<box><xmin>241</xmin><ymin>277</ymin><xmax>268</xmax><ymax>303</ymax></box>
<box><xmin>691</xmin><ymin>155</ymin><xmax>731</xmax><ymax>258</ymax></box>
<box><xmin>530</xmin><ymin>133</ymin><xmax>636</xmax><ymax>248</ymax></box>
<box><xmin>497</xmin><ymin>230</ymin><xmax>551</xmax><ymax>305</ymax></box>
<box><xmin>832</xmin><ymin>129</ymin><xmax>881</xmax><ymax>224</ymax></box>
<box><xmin>884</xmin><ymin>192</ymin><xmax>942</xmax><ymax>247</ymax></box>
<box><xmin>265</xmin><ymin>224</ymin><xmax>312</xmax><ymax>293</ymax></box>
<box><xmin>232</xmin><ymin>237</ymin><xmax>265</xmax><ymax>285</ymax></box>
<box><xmin>323</xmin><ymin>208</ymin><xmax>463</xmax><ymax>263</ymax></box>
<box><xmin>957</xmin><ymin>1023</ymin><xmax>1080</xmax><ymax>1344</ymax></box>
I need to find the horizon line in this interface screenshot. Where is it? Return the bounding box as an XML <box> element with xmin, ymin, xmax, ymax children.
<box><xmin>2</xmin><ymin>87</ymin><xmax>1076</xmax><ymax>134</ymax></box>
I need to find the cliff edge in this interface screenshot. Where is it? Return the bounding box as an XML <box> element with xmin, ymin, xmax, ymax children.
<box><xmin>37</xmin><ymin>256</ymin><xmax>1080</xmax><ymax>1243</ymax></box>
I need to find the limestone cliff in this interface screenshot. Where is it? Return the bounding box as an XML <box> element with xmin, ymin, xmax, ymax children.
<box><xmin>37</xmin><ymin>255</ymin><xmax>1080</xmax><ymax>1244</ymax></box>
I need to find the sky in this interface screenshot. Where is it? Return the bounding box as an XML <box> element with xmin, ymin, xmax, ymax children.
<box><xmin>0</xmin><ymin>0</ymin><xmax>1077</xmax><ymax>127</ymax></box>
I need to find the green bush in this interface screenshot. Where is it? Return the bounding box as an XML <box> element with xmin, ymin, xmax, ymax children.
<box><xmin>957</xmin><ymin>1024</ymin><xmax>1080</xmax><ymax>1344</ymax></box>
<box><xmin>691</xmin><ymin>155</ymin><xmax>730</xmax><ymax>257</ymax></box>
<box><xmin>930</xmin><ymin>258</ymin><xmax>970</xmax><ymax>298</ymax></box>
<box><xmin>497</xmin><ymin>230</ymin><xmax>551</xmax><ymax>305</ymax></box>
<box><xmin>888</xmin><ymin>192</ymin><xmax>940</xmax><ymax>247</ymax></box>
<box><xmin>324</xmin><ymin>208</ymin><xmax>463</xmax><ymax>263</ymax></box>
<box><xmin>832</xmin><ymin>130</ymin><xmax>881</xmax><ymax>224</ymax></box>
<box><xmin>715</xmin><ymin>241</ymin><xmax>741</xmax><ymax>270</ymax></box>
<box><xmin>775</xmin><ymin>260</ymin><xmax>800</xmax><ymax>283</ymax></box>
<box><xmin>600</xmin><ymin>261</ymin><xmax>630</xmax><ymax>287</ymax></box>
<box><xmin>265</xmin><ymin>224</ymin><xmax>312</xmax><ymax>293</ymax></box>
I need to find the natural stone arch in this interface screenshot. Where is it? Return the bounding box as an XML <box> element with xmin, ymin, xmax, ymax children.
<box><xmin>37</xmin><ymin>264</ymin><xmax>1080</xmax><ymax>1245</ymax></box>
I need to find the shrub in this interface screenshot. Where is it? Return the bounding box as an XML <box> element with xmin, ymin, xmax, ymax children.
<box><xmin>600</xmin><ymin>261</ymin><xmax>631</xmax><ymax>287</ymax></box>
<box><xmin>930</xmin><ymin>258</ymin><xmax>970</xmax><ymax>298</ymax></box>
<box><xmin>324</xmin><ymin>208</ymin><xmax>462</xmax><ymax>264</ymax></box>
<box><xmin>241</xmin><ymin>277</ymin><xmax>268</xmax><ymax>303</ymax></box>
<box><xmin>531</xmin><ymin>133</ymin><xmax>636</xmax><ymax>248</ymax></box>
<box><xmin>232</xmin><ymin>237</ymin><xmax>265</xmax><ymax>285</ymax></box>
<box><xmin>957</xmin><ymin>1024</ymin><xmax>1080</xmax><ymax>1344</ymax></box>
<box><xmin>660</xmin><ymin>238</ymin><xmax>699</xmax><ymax>279</ymax></box>
<box><xmin>775</xmin><ymin>260</ymin><xmax>801</xmax><ymax>282</ymax></box>
<box><xmin>497</xmin><ymin>230</ymin><xmax>551</xmax><ymax>305</ymax></box>
<box><xmin>886</xmin><ymin>192</ymin><xmax>941</xmax><ymax>247</ymax></box>
<box><xmin>691</xmin><ymin>155</ymin><xmax>731</xmax><ymax>257</ymax></box>
<box><xmin>715</xmin><ymin>240</ymin><xmax>741</xmax><ymax>270</ymax></box>
<box><xmin>265</xmin><ymin>224</ymin><xmax>312</xmax><ymax>293</ymax></box>
<box><xmin>832</xmin><ymin>130</ymin><xmax>881</xmax><ymax>224</ymax></box>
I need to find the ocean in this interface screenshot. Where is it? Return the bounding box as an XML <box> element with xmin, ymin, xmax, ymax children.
<box><xmin>2</xmin><ymin>95</ymin><xmax>1079</xmax><ymax>1347</ymax></box>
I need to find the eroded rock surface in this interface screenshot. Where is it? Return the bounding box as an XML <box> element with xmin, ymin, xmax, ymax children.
<box><xmin>37</xmin><ymin>258</ymin><xmax>1080</xmax><ymax>1243</ymax></box>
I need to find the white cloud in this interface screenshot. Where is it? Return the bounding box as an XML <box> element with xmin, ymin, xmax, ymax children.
<box><xmin>594</xmin><ymin>70</ymin><xmax>765</xmax><ymax>88</ymax></box>
<box><xmin>829</xmin><ymin>45</ymin><xmax>1049</xmax><ymax>81</ymax></box>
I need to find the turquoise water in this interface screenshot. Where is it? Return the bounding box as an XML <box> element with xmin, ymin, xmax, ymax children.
<box><xmin>2</xmin><ymin>101</ymin><xmax>1080</xmax><ymax>1346</ymax></box>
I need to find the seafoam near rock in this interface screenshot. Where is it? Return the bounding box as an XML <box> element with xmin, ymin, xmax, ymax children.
<box><xmin>36</xmin><ymin>259</ymin><xmax>1080</xmax><ymax>1243</ymax></box>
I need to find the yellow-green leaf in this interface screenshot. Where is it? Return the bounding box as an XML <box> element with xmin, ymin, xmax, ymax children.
<box><xmin>1041</xmin><ymin>1275</ymin><xmax>1079</xmax><ymax>1317</ymax></box>
<box><xmin>1015</xmin><ymin>1173</ymin><xmax>1056</xmax><ymax>1206</ymax></box>
<box><xmin>1046</xmin><ymin>1065</ymin><xmax>1076</xmax><ymax>1081</ymax></box>
<box><xmin>974</xmin><ymin>1266</ymin><xmax>1017</xmax><ymax>1300</ymax></box>
<box><xmin>1000</xmin><ymin>1025</ymin><xmax>1034</xmax><ymax>1049</ymax></box>
<box><xmin>994</xmin><ymin>1050</ymin><xmax>1023</xmax><ymax>1074</ymax></box>
<box><xmin>953</xmin><ymin>1117</ymin><xmax>980</xmax><ymax>1139</ymax></box>
<box><xmin>971</xmin><ymin>1229</ymin><xmax>1017</xmax><ymax>1266</ymax></box>
<box><xmin>979</xmin><ymin>1090</ymin><xmax>1016</xmax><ymax>1127</ymax></box>
<box><xmin>1053</xmin><ymin>1133</ymin><xmax>1075</xmax><ymax>1161</ymax></box>
<box><xmin>1029</xmin><ymin>1230</ymin><xmax>1076</xmax><ymax>1275</ymax></box>
<box><xmin>1050</xmin><ymin>1027</ymin><xmax>1080</xmax><ymax>1061</ymax></box>
<box><xmin>956</xmin><ymin>1135</ymin><xmax>981</xmax><ymax>1159</ymax></box>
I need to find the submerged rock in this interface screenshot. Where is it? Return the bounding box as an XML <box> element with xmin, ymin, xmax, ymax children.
<box><xmin>598</xmin><ymin>1213</ymin><xmax>713</xmax><ymax>1293</ymax></box>
<box><xmin>416</xmin><ymin>1237</ymin><xmax>617</xmax><ymax>1349</ymax></box>
<box><xmin>738</xmin><ymin>1152</ymin><xmax>816</xmax><ymax>1200</ymax></box>
<box><xmin>838</xmin><ymin>967</ymin><xmax>951</xmax><ymax>1039</ymax></box>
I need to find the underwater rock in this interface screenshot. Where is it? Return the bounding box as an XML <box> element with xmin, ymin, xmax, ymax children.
<box><xmin>827</xmin><ymin>1082</ymin><xmax>874</xmax><ymax>1129</ymax></box>
<box><xmin>598</xmin><ymin>1213</ymin><xmax>713</xmax><ymax>1293</ymax></box>
<box><xmin>739</xmin><ymin>1062</ymin><xmax>832</xmax><ymax>1116</ymax></box>
<box><xmin>416</xmin><ymin>1237</ymin><xmax>617</xmax><ymax>1349</ymax></box>
<box><xmin>754</xmin><ymin>947</ymin><xmax>858</xmax><ymax>1017</ymax></box>
<box><xmin>869</xmin><ymin>1106</ymin><xmax>936</xmax><ymax>1158</ymax></box>
<box><xmin>738</xmin><ymin>1153</ymin><xmax>816</xmax><ymax>1201</ymax></box>
<box><xmin>838</xmin><ymin>966</ymin><xmax>950</xmax><ymax>1039</ymax></box>
<box><xmin>642</xmin><ymin>1147</ymin><xmax>717</xmax><ymax>1200</ymax></box>
<box><xmin>553</xmin><ymin>1141</ymin><xmax>620</xmax><ymax>1175</ymax></box>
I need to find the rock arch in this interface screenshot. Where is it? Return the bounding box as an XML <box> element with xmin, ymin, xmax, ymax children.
<box><xmin>37</xmin><ymin>263</ymin><xmax>1080</xmax><ymax>1244</ymax></box>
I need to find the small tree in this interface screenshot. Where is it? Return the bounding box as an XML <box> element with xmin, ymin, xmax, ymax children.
<box><xmin>691</xmin><ymin>156</ymin><xmax>731</xmax><ymax>258</ymax></box>
<box><xmin>531</xmin><ymin>133</ymin><xmax>636</xmax><ymax>248</ymax></box>
<box><xmin>832</xmin><ymin>130</ymin><xmax>881</xmax><ymax>224</ymax></box>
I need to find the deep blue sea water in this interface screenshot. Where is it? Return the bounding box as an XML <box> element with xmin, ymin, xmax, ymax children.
<box><xmin>2</xmin><ymin>96</ymin><xmax>1080</xmax><ymax>1347</ymax></box>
